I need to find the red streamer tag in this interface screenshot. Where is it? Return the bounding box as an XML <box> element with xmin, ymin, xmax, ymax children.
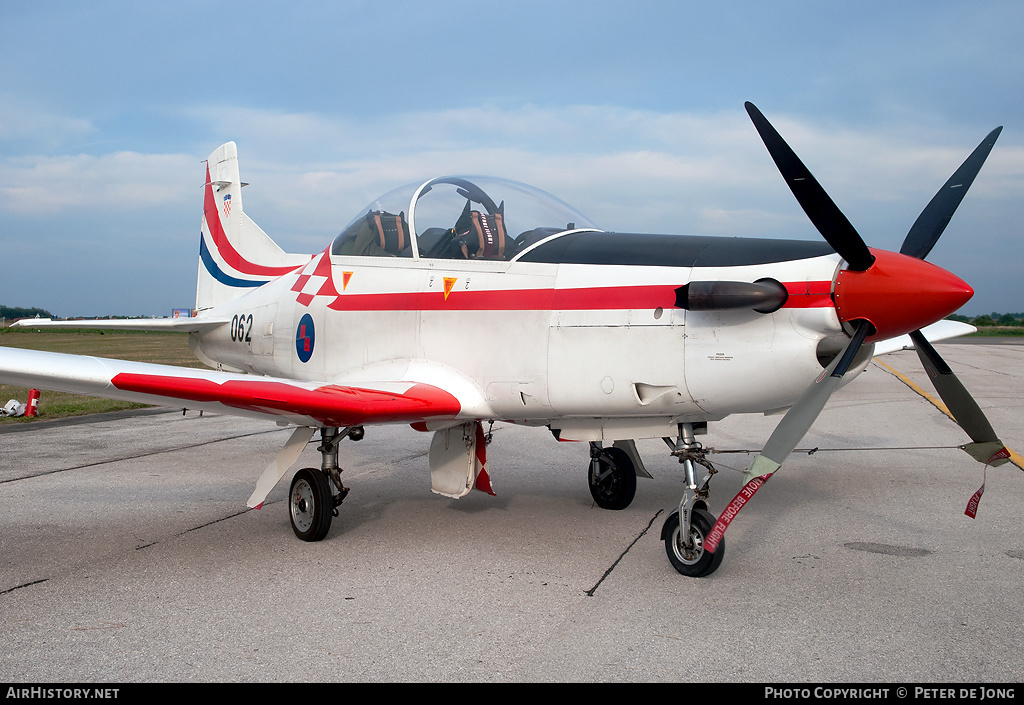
<box><xmin>963</xmin><ymin>448</ymin><xmax>1006</xmax><ymax>518</ymax></box>
<box><xmin>987</xmin><ymin>447</ymin><xmax>1011</xmax><ymax>465</ymax></box>
<box><xmin>964</xmin><ymin>483</ymin><xmax>985</xmax><ymax>519</ymax></box>
<box><xmin>705</xmin><ymin>474</ymin><xmax>771</xmax><ymax>554</ymax></box>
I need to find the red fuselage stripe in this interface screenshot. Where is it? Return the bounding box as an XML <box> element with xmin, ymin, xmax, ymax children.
<box><xmin>782</xmin><ymin>280</ymin><xmax>834</xmax><ymax>308</ymax></box>
<box><xmin>325</xmin><ymin>282</ymin><xmax>833</xmax><ymax>312</ymax></box>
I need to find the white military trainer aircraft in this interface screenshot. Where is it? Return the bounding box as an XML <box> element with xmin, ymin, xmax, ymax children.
<box><xmin>0</xmin><ymin>103</ymin><xmax>1010</xmax><ymax>577</ymax></box>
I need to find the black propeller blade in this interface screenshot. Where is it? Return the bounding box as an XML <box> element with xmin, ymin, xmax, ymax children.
<box><xmin>901</xmin><ymin>127</ymin><xmax>1003</xmax><ymax>260</ymax></box>
<box><xmin>745</xmin><ymin>101</ymin><xmax>876</xmax><ymax>271</ymax></box>
<box><xmin>909</xmin><ymin>330</ymin><xmax>1009</xmax><ymax>466</ymax></box>
<box><xmin>899</xmin><ymin>129</ymin><xmax>1006</xmax><ymax>464</ymax></box>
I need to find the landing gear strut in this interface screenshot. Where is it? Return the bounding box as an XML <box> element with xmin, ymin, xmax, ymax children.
<box><xmin>660</xmin><ymin>423</ymin><xmax>724</xmax><ymax>577</ymax></box>
<box><xmin>288</xmin><ymin>426</ymin><xmax>360</xmax><ymax>541</ymax></box>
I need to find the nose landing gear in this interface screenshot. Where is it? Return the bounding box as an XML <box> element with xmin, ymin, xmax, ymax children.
<box><xmin>661</xmin><ymin>423</ymin><xmax>724</xmax><ymax>577</ymax></box>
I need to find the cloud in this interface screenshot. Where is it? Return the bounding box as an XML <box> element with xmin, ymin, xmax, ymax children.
<box><xmin>0</xmin><ymin>97</ymin><xmax>96</xmax><ymax>150</ymax></box>
<box><xmin>0</xmin><ymin>152</ymin><xmax>196</xmax><ymax>216</ymax></box>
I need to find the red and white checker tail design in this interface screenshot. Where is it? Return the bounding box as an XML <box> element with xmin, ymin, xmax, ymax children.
<box><xmin>290</xmin><ymin>247</ymin><xmax>339</xmax><ymax>307</ymax></box>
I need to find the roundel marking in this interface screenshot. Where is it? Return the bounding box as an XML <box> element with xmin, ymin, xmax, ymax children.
<box><xmin>295</xmin><ymin>313</ymin><xmax>315</xmax><ymax>363</ymax></box>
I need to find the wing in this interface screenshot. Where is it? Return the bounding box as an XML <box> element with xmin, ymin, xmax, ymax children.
<box><xmin>872</xmin><ymin>319</ymin><xmax>976</xmax><ymax>357</ymax></box>
<box><xmin>0</xmin><ymin>346</ymin><xmax>462</xmax><ymax>427</ymax></box>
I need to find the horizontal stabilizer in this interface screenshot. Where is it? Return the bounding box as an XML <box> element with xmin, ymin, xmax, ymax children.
<box><xmin>9</xmin><ymin>317</ymin><xmax>229</xmax><ymax>333</ymax></box>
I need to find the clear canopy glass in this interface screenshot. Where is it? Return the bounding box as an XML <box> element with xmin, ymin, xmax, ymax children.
<box><xmin>332</xmin><ymin>176</ymin><xmax>598</xmax><ymax>260</ymax></box>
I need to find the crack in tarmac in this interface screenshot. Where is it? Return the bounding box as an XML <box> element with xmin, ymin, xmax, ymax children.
<box><xmin>586</xmin><ymin>509</ymin><xmax>663</xmax><ymax>597</ymax></box>
<box><xmin>0</xmin><ymin>428</ymin><xmax>288</xmax><ymax>484</ymax></box>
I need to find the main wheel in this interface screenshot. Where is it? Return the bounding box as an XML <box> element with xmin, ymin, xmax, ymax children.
<box><xmin>662</xmin><ymin>507</ymin><xmax>725</xmax><ymax>577</ymax></box>
<box><xmin>289</xmin><ymin>468</ymin><xmax>333</xmax><ymax>542</ymax></box>
<box><xmin>588</xmin><ymin>446</ymin><xmax>637</xmax><ymax>510</ymax></box>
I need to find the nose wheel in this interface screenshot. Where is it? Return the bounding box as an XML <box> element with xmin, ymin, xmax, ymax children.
<box><xmin>662</xmin><ymin>507</ymin><xmax>724</xmax><ymax>577</ymax></box>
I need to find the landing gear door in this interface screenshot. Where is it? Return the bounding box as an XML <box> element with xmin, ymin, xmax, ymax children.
<box><xmin>429</xmin><ymin>422</ymin><xmax>493</xmax><ymax>498</ymax></box>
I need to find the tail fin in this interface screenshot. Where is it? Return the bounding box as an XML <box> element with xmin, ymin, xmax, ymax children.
<box><xmin>196</xmin><ymin>142</ymin><xmax>307</xmax><ymax>311</ymax></box>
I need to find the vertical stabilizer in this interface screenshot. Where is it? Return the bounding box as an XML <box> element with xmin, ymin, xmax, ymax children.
<box><xmin>196</xmin><ymin>142</ymin><xmax>308</xmax><ymax>311</ymax></box>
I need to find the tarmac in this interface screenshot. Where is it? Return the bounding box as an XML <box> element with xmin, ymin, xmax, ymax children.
<box><xmin>1</xmin><ymin>342</ymin><xmax>1022</xmax><ymax>683</ymax></box>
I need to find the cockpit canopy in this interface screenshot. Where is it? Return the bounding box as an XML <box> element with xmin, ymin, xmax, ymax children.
<box><xmin>331</xmin><ymin>176</ymin><xmax>598</xmax><ymax>260</ymax></box>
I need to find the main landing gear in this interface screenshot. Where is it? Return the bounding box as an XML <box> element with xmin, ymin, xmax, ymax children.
<box><xmin>588</xmin><ymin>442</ymin><xmax>637</xmax><ymax>510</ymax></box>
<box><xmin>660</xmin><ymin>422</ymin><xmax>723</xmax><ymax>577</ymax></box>
<box><xmin>288</xmin><ymin>426</ymin><xmax>362</xmax><ymax>541</ymax></box>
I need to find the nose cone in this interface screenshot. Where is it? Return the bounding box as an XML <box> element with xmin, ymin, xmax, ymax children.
<box><xmin>834</xmin><ymin>249</ymin><xmax>974</xmax><ymax>341</ymax></box>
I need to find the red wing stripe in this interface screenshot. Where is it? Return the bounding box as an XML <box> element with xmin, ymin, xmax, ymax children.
<box><xmin>111</xmin><ymin>373</ymin><xmax>461</xmax><ymax>426</ymax></box>
<box><xmin>203</xmin><ymin>166</ymin><xmax>303</xmax><ymax>278</ymax></box>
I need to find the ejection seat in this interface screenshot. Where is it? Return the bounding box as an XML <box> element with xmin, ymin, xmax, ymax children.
<box><xmin>451</xmin><ymin>201</ymin><xmax>508</xmax><ymax>259</ymax></box>
<box><xmin>332</xmin><ymin>210</ymin><xmax>411</xmax><ymax>257</ymax></box>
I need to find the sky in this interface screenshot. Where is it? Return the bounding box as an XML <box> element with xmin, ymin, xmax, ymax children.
<box><xmin>1</xmin><ymin>0</ymin><xmax>1021</xmax><ymax>317</ymax></box>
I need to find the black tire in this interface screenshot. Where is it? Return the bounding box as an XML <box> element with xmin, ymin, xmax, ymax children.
<box><xmin>662</xmin><ymin>507</ymin><xmax>725</xmax><ymax>577</ymax></box>
<box><xmin>289</xmin><ymin>468</ymin><xmax>333</xmax><ymax>542</ymax></box>
<box><xmin>588</xmin><ymin>446</ymin><xmax>637</xmax><ymax>510</ymax></box>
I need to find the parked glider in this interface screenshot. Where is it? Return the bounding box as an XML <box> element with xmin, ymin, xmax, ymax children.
<box><xmin>1</xmin><ymin>103</ymin><xmax>1010</xmax><ymax>576</ymax></box>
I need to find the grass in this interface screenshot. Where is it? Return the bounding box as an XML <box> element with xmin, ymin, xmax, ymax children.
<box><xmin>966</xmin><ymin>326</ymin><xmax>1024</xmax><ymax>336</ymax></box>
<box><xmin>0</xmin><ymin>327</ymin><xmax>204</xmax><ymax>424</ymax></box>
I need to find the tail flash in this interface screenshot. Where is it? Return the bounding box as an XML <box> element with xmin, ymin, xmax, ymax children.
<box><xmin>196</xmin><ymin>142</ymin><xmax>306</xmax><ymax>311</ymax></box>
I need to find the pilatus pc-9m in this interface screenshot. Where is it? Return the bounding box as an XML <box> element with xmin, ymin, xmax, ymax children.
<box><xmin>2</xmin><ymin>104</ymin><xmax>1009</xmax><ymax>577</ymax></box>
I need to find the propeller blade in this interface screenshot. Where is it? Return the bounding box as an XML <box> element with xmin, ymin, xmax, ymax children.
<box><xmin>909</xmin><ymin>330</ymin><xmax>1009</xmax><ymax>466</ymax></box>
<box><xmin>705</xmin><ymin>321</ymin><xmax>872</xmax><ymax>553</ymax></box>
<box><xmin>745</xmin><ymin>102</ymin><xmax>876</xmax><ymax>272</ymax></box>
<box><xmin>900</xmin><ymin>127</ymin><xmax>1002</xmax><ymax>260</ymax></box>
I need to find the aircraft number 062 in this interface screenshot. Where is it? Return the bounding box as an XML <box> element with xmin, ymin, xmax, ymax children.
<box><xmin>230</xmin><ymin>314</ymin><xmax>253</xmax><ymax>343</ymax></box>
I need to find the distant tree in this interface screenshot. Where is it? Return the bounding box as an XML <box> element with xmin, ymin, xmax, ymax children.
<box><xmin>997</xmin><ymin>313</ymin><xmax>1020</xmax><ymax>326</ymax></box>
<box><xmin>0</xmin><ymin>305</ymin><xmax>53</xmax><ymax>319</ymax></box>
<box><xmin>947</xmin><ymin>314</ymin><xmax>970</xmax><ymax>323</ymax></box>
<box><xmin>973</xmin><ymin>314</ymin><xmax>996</xmax><ymax>327</ymax></box>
